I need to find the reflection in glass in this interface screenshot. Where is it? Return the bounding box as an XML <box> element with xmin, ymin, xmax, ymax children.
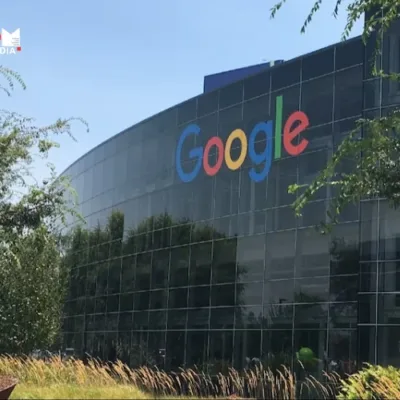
<box><xmin>61</xmin><ymin>32</ymin><xmax>400</xmax><ymax>372</ymax></box>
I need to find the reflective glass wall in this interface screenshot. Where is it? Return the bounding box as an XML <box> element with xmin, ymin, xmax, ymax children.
<box><xmin>358</xmin><ymin>17</ymin><xmax>400</xmax><ymax>368</ymax></box>
<box><xmin>61</xmin><ymin>30</ymin><xmax>400</xmax><ymax>373</ymax></box>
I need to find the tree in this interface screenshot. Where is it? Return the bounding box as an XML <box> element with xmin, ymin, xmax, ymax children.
<box><xmin>271</xmin><ymin>0</ymin><xmax>400</xmax><ymax>229</ymax></box>
<box><xmin>0</xmin><ymin>67</ymin><xmax>87</xmax><ymax>354</ymax></box>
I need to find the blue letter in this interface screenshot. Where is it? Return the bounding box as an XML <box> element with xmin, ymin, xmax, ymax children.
<box><xmin>176</xmin><ymin>124</ymin><xmax>203</xmax><ymax>183</ymax></box>
<box><xmin>248</xmin><ymin>121</ymin><xmax>273</xmax><ymax>182</ymax></box>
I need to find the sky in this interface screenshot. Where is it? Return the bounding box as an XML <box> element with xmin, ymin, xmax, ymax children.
<box><xmin>1</xmin><ymin>0</ymin><xmax>364</xmax><ymax>182</ymax></box>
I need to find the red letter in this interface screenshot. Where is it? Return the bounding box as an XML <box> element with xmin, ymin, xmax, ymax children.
<box><xmin>283</xmin><ymin>111</ymin><xmax>309</xmax><ymax>156</ymax></box>
<box><xmin>203</xmin><ymin>136</ymin><xmax>224</xmax><ymax>176</ymax></box>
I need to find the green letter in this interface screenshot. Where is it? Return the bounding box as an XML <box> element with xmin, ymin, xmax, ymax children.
<box><xmin>274</xmin><ymin>95</ymin><xmax>283</xmax><ymax>159</ymax></box>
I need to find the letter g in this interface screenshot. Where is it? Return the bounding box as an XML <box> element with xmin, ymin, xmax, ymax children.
<box><xmin>175</xmin><ymin>124</ymin><xmax>203</xmax><ymax>183</ymax></box>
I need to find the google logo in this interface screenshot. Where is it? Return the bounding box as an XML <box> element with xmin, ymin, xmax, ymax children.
<box><xmin>176</xmin><ymin>95</ymin><xmax>310</xmax><ymax>183</ymax></box>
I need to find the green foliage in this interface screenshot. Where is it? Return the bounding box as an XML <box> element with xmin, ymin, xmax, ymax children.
<box><xmin>0</xmin><ymin>67</ymin><xmax>87</xmax><ymax>353</ymax></box>
<box><xmin>0</xmin><ymin>226</ymin><xmax>68</xmax><ymax>353</ymax></box>
<box><xmin>271</xmin><ymin>0</ymin><xmax>400</xmax><ymax>42</ymax></box>
<box><xmin>337</xmin><ymin>364</ymin><xmax>400</xmax><ymax>399</ymax></box>
<box><xmin>290</xmin><ymin>111</ymin><xmax>400</xmax><ymax>231</ymax></box>
<box><xmin>271</xmin><ymin>0</ymin><xmax>400</xmax><ymax>229</ymax></box>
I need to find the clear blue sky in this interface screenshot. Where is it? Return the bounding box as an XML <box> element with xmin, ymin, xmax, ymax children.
<box><xmin>1</xmin><ymin>0</ymin><xmax>363</xmax><ymax>182</ymax></box>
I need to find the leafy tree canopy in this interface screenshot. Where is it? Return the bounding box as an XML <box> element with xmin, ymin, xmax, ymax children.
<box><xmin>272</xmin><ymin>0</ymin><xmax>400</xmax><ymax>231</ymax></box>
<box><xmin>0</xmin><ymin>67</ymin><xmax>87</xmax><ymax>354</ymax></box>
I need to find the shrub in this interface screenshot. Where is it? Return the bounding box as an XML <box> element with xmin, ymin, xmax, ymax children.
<box><xmin>337</xmin><ymin>364</ymin><xmax>400</xmax><ymax>400</ymax></box>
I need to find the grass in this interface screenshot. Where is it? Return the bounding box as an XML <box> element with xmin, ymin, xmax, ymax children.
<box><xmin>2</xmin><ymin>356</ymin><xmax>400</xmax><ymax>399</ymax></box>
<box><xmin>0</xmin><ymin>355</ymin><xmax>341</xmax><ymax>399</ymax></box>
<box><xmin>12</xmin><ymin>383</ymin><xmax>148</xmax><ymax>399</ymax></box>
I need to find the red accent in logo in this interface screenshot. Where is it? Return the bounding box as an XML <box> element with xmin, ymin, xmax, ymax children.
<box><xmin>17</xmin><ymin>47</ymin><xmax>21</xmax><ymax>51</ymax></box>
<box><xmin>203</xmin><ymin>136</ymin><xmax>224</xmax><ymax>176</ymax></box>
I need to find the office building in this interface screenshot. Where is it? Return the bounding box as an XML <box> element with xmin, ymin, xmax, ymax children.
<box><xmin>61</xmin><ymin>16</ymin><xmax>400</xmax><ymax>372</ymax></box>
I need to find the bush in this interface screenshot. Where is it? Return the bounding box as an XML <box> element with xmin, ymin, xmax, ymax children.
<box><xmin>338</xmin><ymin>364</ymin><xmax>400</xmax><ymax>400</ymax></box>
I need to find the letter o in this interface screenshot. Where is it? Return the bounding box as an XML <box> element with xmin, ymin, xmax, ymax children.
<box><xmin>224</xmin><ymin>129</ymin><xmax>247</xmax><ymax>170</ymax></box>
<box><xmin>203</xmin><ymin>136</ymin><xmax>224</xmax><ymax>176</ymax></box>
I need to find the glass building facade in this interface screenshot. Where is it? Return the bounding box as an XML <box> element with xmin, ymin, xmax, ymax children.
<box><xmin>61</xmin><ymin>18</ymin><xmax>400</xmax><ymax>374</ymax></box>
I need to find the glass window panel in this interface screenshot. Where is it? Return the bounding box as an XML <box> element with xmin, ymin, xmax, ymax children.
<box><xmin>262</xmin><ymin>330</ymin><xmax>293</xmax><ymax>366</ymax></box>
<box><xmin>168</xmin><ymin>287</ymin><xmax>188</xmax><ymax>309</ymax></box>
<box><xmin>188</xmin><ymin>286</ymin><xmax>210</xmax><ymax>308</ymax></box>
<box><xmin>198</xmin><ymin>90</ymin><xmax>218</xmax><ymax>117</ymax></box>
<box><xmin>233</xmin><ymin>330</ymin><xmax>262</xmax><ymax>370</ymax></box>
<box><xmin>358</xmin><ymin>294</ymin><xmax>377</xmax><ymax>324</ymax></box>
<box><xmin>330</xmin><ymin>303</ymin><xmax>358</xmax><ymax>330</ymax></box>
<box><xmin>360</xmin><ymin>262</ymin><xmax>378</xmax><ymax>293</ymax></box>
<box><xmin>188</xmin><ymin>308</ymin><xmax>210</xmax><ymax>329</ymax></box>
<box><xmin>240</xmin><ymin>306</ymin><xmax>263</xmax><ymax>331</ymax></box>
<box><xmin>149</xmin><ymin>289</ymin><xmax>167</xmax><ymax>310</ymax></box>
<box><xmin>190</xmin><ymin>242</ymin><xmax>212</xmax><ymax>285</ymax></box>
<box><xmin>244</xmin><ymin>70</ymin><xmax>270</xmax><ymax>100</ymax></box>
<box><xmin>196</xmin><ymin>112</ymin><xmax>218</xmax><ymax>146</ymax></box>
<box><xmin>334</xmin><ymin>66</ymin><xmax>363</xmax><ymax>120</ymax></box>
<box><xmin>178</xmin><ymin>98</ymin><xmax>197</xmax><ymax>125</ymax></box>
<box><xmin>271</xmin><ymin>59</ymin><xmax>301</xmax><ymax>91</ymax></box>
<box><xmin>327</xmin><ymin>329</ymin><xmax>358</xmax><ymax>374</ymax></box>
<box><xmin>211</xmin><ymin>283</ymin><xmax>235</xmax><ymax>307</ymax></box>
<box><xmin>236</xmin><ymin>235</ymin><xmax>265</xmax><ymax>282</ymax></box>
<box><xmin>301</xmin><ymin>74</ymin><xmax>333</xmax><ymax>126</ymax></box>
<box><xmin>219</xmin><ymin>80</ymin><xmax>243</xmax><ymax>109</ymax></box>
<box><xmin>266</xmin><ymin>231</ymin><xmax>295</xmax><ymax>280</ymax></box>
<box><xmin>378</xmin><ymin>294</ymin><xmax>400</xmax><ymax>324</ymax></box>
<box><xmin>271</xmin><ymin>85</ymin><xmax>300</xmax><ymax>131</ymax></box>
<box><xmin>186</xmin><ymin>331</ymin><xmax>209</xmax><ymax>368</ymax></box>
<box><xmin>166</xmin><ymin>331</ymin><xmax>186</xmax><ymax>369</ymax></box>
<box><xmin>151</xmin><ymin>250</ymin><xmax>169</xmax><ymax>289</ymax></box>
<box><xmin>267</xmin><ymin>206</ymin><xmax>296</xmax><ymax>232</ymax></box>
<box><xmin>330</xmin><ymin>223</ymin><xmax>360</xmax><ymax>275</ymax></box>
<box><xmin>378</xmin><ymin>262</ymin><xmax>400</xmax><ymax>293</ymax></box>
<box><xmin>212</xmin><ymin>239</ymin><xmax>238</xmax><ymax>284</ymax></box>
<box><xmin>364</xmin><ymin>78</ymin><xmax>381</xmax><ymax>109</ymax></box>
<box><xmin>330</xmin><ymin>274</ymin><xmax>358</xmax><ymax>302</ymax></box>
<box><xmin>264</xmin><ymin>280</ymin><xmax>294</xmax><ymax>304</ymax></box>
<box><xmin>209</xmin><ymin>331</ymin><xmax>233</xmax><ymax>371</ymax></box>
<box><xmin>294</xmin><ymin>303</ymin><xmax>328</xmax><ymax>329</ymax></box>
<box><xmin>133</xmin><ymin>291</ymin><xmax>149</xmax><ymax>311</ymax></box>
<box><xmin>379</xmin><ymin>204</ymin><xmax>400</xmax><ymax>260</ymax></box>
<box><xmin>293</xmin><ymin>329</ymin><xmax>327</xmax><ymax>366</ymax></box>
<box><xmin>148</xmin><ymin>310</ymin><xmax>166</xmax><ymax>330</ymax></box>
<box><xmin>294</xmin><ymin>277</ymin><xmax>330</xmax><ymax>303</ymax></box>
<box><xmin>302</xmin><ymin>47</ymin><xmax>334</xmax><ymax>80</ymax></box>
<box><xmin>210</xmin><ymin>307</ymin><xmax>234</xmax><ymax>329</ymax></box>
<box><xmin>335</xmin><ymin>38</ymin><xmax>363</xmax><ymax>70</ymax></box>
<box><xmin>167</xmin><ymin>311</ymin><xmax>187</xmax><ymax>330</ymax></box>
<box><xmin>136</xmin><ymin>253</ymin><xmax>151</xmax><ymax>291</ymax></box>
<box><xmin>296</xmin><ymin>228</ymin><xmax>330</xmax><ymax>278</ymax></box>
<box><xmin>358</xmin><ymin>326</ymin><xmax>376</xmax><ymax>364</ymax></box>
<box><xmin>218</xmin><ymin>104</ymin><xmax>243</xmax><ymax>141</ymax></box>
<box><xmin>170</xmin><ymin>247</ymin><xmax>189</xmax><ymax>288</ymax></box>
<box><xmin>299</xmin><ymin>124</ymin><xmax>333</xmax><ymax>155</ymax></box>
<box><xmin>237</xmin><ymin>281</ymin><xmax>263</xmax><ymax>306</ymax></box>
<box><xmin>120</xmin><ymin>293</ymin><xmax>134</xmax><ymax>312</ymax></box>
<box><xmin>263</xmin><ymin>304</ymin><xmax>293</xmax><ymax>329</ymax></box>
<box><xmin>377</xmin><ymin>326</ymin><xmax>400</xmax><ymax>367</ymax></box>
<box><xmin>360</xmin><ymin>218</ymin><xmax>379</xmax><ymax>262</ymax></box>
